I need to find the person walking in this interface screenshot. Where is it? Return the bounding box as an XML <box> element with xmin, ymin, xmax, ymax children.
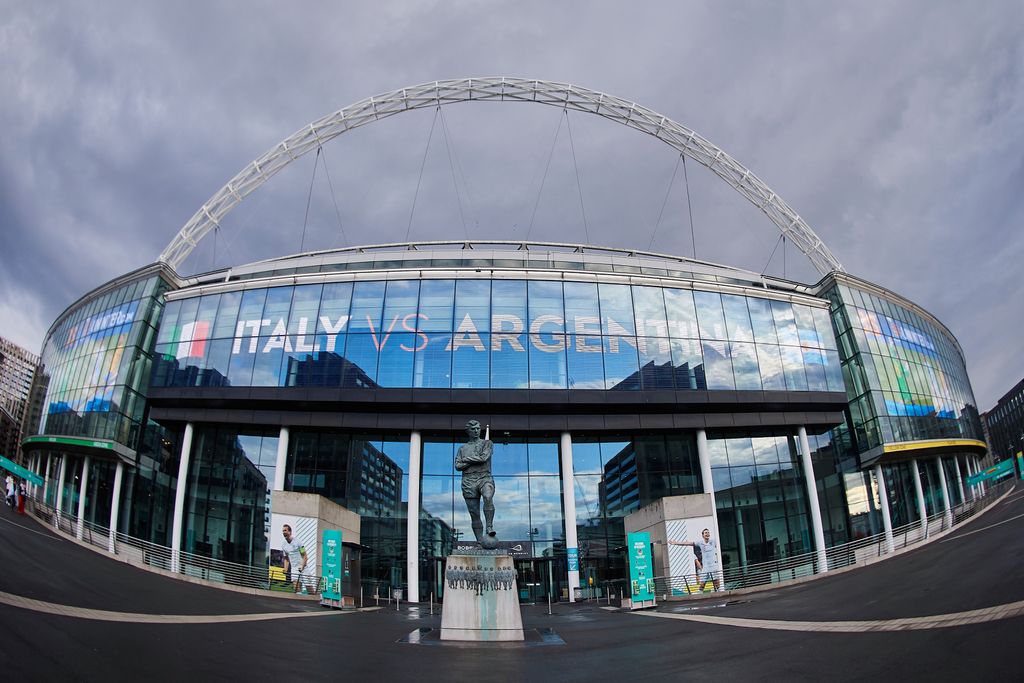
<box><xmin>5</xmin><ymin>474</ymin><xmax>14</xmax><ymax>508</ymax></box>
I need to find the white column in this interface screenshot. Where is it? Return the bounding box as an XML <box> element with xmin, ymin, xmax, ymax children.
<box><xmin>273</xmin><ymin>426</ymin><xmax>289</xmax><ymax>491</ymax></box>
<box><xmin>911</xmin><ymin>458</ymin><xmax>928</xmax><ymax>538</ymax></box>
<box><xmin>406</xmin><ymin>431</ymin><xmax>421</xmax><ymax>603</ymax></box>
<box><xmin>954</xmin><ymin>456</ymin><xmax>968</xmax><ymax>503</ymax></box>
<box><xmin>42</xmin><ymin>454</ymin><xmax>51</xmax><ymax>506</ymax></box>
<box><xmin>171</xmin><ymin>423</ymin><xmax>194</xmax><ymax>574</ymax></box>
<box><xmin>75</xmin><ymin>456</ymin><xmax>90</xmax><ymax>539</ymax></box>
<box><xmin>936</xmin><ymin>457</ymin><xmax>952</xmax><ymax>529</ymax></box>
<box><xmin>33</xmin><ymin>454</ymin><xmax>43</xmax><ymax>499</ymax></box>
<box><xmin>873</xmin><ymin>464</ymin><xmax>894</xmax><ymax>554</ymax></box>
<box><xmin>560</xmin><ymin>431</ymin><xmax>580</xmax><ymax>602</ymax></box>
<box><xmin>798</xmin><ymin>426</ymin><xmax>829</xmax><ymax>573</ymax></box>
<box><xmin>54</xmin><ymin>453</ymin><xmax>68</xmax><ymax>528</ymax></box>
<box><xmin>108</xmin><ymin>461</ymin><xmax>124</xmax><ymax>553</ymax></box>
<box><xmin>695</xmin><ymin>429</ymin><xmax>725</xmax><ymax>579</ymax></box>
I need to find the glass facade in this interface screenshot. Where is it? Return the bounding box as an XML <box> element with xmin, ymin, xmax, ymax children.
<box><xmin>823</xmin><ymin>278</ymin><xmax>983</xmax><ymax>452</ymax></box>
<box><xmin>38</xmin><ymin>274</ymin><xmax>169</xmax><ymax>447</ymax></box>
<box><xmin>419</xmin><ymin>435</ymin><xmax>563</xmax><ymax>599</ymax></box>
<box><xmin>151</xmin><ymin>280</ymin><xmax>843</xmax><ymax>393</ymax></box>
<box><xmin>26</xmin><ymin>250</ymin><xmax>990</xmax><ymax>600</ymax></box>
<box><xmin>286</xmin><ymin>431</ymin><xmax>409</xmax><ymax>594</ymax></box>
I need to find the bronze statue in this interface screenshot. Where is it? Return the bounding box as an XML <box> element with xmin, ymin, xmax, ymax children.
<box><xmin>456</xmin><ymin>419</ymin><xmax>496</xmax><ymax>543</ymax></box>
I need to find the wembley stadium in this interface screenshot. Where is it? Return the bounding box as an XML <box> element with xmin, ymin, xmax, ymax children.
<box><xmin>20</xmin><ymin>78</ymin><xmax>990</xmax><ymax>603</ymax></box>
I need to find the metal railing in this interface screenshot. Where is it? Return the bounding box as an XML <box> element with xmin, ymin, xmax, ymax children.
<box><xmin>28</xmin><ymin>498</ymin><xmax>325</xmax><ymax>595</ymax></box>
<box><xmin>25</xmin><ymin>478</ymin><xmax>1013</xmax><ymax>600</ymax></box>
<box><xmin>653</xmin><ymin>479</ymin><xmax>1013</xmax><ymax>596</ymax></box>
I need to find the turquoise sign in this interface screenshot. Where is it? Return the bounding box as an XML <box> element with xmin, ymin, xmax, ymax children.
<box><xmin>966</xmin><ymin>459</ymin><xmax>1014</xmax><ymax>486</ymax></box>
<box><xmin>627</xmin><ymin>531</ymin><xmax>655</xmax><ymax>602</ymax></box>
<box><xmin>567</xmin><ymin>547</ymin><xmax>579</xmax><ymax>573</ymax></box>
<box><xmin>0</xmin><ymin>454</ymin><xmax>43</xmax><ymax>487</ymax></box>
<box><xmin>321</xmin><ymin>529</ymin><xmax>343</xmax><ymax>601</ymax></box>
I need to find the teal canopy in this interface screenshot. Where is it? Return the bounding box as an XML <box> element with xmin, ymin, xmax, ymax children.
<box><xmin>0</xmin><ymin>454</ymin><xmax>43</xmax><ymax>487</ymax></box>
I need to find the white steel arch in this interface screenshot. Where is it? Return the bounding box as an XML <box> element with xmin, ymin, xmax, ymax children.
<box><xmin>160</xmin><ymin>77</ymin><xmax>844</xmax><ymax>274</ymax></box>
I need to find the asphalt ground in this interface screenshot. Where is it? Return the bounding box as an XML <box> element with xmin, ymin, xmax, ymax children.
<box><xmin>0</xmin><ymin>487</ymin><xmax>1020</xmax><ymax>682</ymax></box>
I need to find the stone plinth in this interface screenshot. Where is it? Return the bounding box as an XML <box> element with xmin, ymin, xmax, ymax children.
<box><xmin>440</xmin><ymin>553</ymin><xmax>524</xmax><ymax>642</ymax></box>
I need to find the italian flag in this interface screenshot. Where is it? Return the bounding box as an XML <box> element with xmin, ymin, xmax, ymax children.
<box><xmin>173</xmin><ymin>321</ymin><xmax>210</xmax><ymax>360</ymax></box>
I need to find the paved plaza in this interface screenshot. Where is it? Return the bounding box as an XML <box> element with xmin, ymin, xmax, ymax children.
<box><xmin>0</xmin><ymin>487</ymin><xmax>1021</xmax><ymax>681</ymax></box>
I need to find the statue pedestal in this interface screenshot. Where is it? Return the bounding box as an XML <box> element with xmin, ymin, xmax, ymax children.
<box><xmin>440</xmin><ymin>552</ymin><xmax>524</xmax><ymax>642</ymax></box>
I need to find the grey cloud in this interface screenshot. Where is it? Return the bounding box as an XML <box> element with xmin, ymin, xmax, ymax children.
<box><xmin>1</xmin><ymin>0</ymin><xmax>1022</xmax><ymax>411</ymax></box>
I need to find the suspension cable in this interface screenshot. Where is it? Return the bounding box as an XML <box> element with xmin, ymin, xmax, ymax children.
<box><xmin>318</xmin><ymin>143</ymin><xmax>349</xmax><ymax>250</ymax></box>
<box><xmin>438</xmin><ymin>106</ymin><xmax>469</xmax><ymax>240</ymax></box>
<box><xmin>682</xmin><ymin>155</ymin><xmax>697</xmax><ymax>260</ymax></box>
<box><xmin>406</xmin><ymin>106</ymin><xmax>441</xmax><ymax>242</ymax></box>
<box><xmin>299</xmin><ymin>147</ymin><xmax>320</xmax><ymax>253</ymax></box>
<box><xmin>760</xmin><ymin>232</ymin><xmax>785</xmax><ymax>276</ymax></box>
<box><xmin>650</xmin><ymin>153</ymin><xmax>682</xmax><ymax>251</ymax></box>
<box><xmin>526</xmin><ymin>108</ymin><xmax>566</xmax><ymax>240</ymax></box>
<box><xmin>564</xmin><ymin>109</ymin><xmax>590</xmax><ymax>244</ymax></box>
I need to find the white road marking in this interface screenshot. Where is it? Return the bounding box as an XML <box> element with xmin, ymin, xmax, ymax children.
<box><xmin>631</xmin><ymin>599</ymin><xmax>1024</xmax><ymax>632</ymax></box>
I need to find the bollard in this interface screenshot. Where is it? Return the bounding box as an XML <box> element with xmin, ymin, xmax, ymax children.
<box><xmin>548</xmin><ymin>594</ymin><xmax>552</xmax><ymax>615</ymax></box>
<box><xmin>396</xmin><ymin>594</ymin><xmax>400</xmax><ymax>611</ymax></box>
<box><xmin>430</xmin><ymin>592</ymin><xmax>434</xmax><ymax>616</ymax></box>
<box><xmin>360</xmin><ymin>586</ymin><xmax>364</xmax><ymax>608</ymax></box>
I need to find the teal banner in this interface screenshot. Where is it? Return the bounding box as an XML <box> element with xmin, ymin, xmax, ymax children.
<box><xmin>0</xmin><ymin>454</ymin><xmax>43</xmax><ymax>486</ymax></box>
<box><xmin>966</xmin><ymin>459</ymin><xmax>1014</xmax><ymax>486</ymax></box>
<box><xmin>627</xmin><ymin>531</ymin><xmax>655</xmax><ymax>602</ymax></box>
<box><xmin>567</xmin><ymin>547</ymin><xmax>579</xmax><ymax>573</ymax></box>
<box><xmin>321</xmin><ymin>529</ymin><xmax>343</xmax><ymax>601</ymax></box>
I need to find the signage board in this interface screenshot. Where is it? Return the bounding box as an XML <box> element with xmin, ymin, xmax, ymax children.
<box><xmin>0</xmin><ymin>455</ymin><xmax>44</xmax><ymax>487</ymax></box>
<box><xmin>567</xmin><ymin>547</ymin><xmax>579</xmax><ymax>573</ymax></box>
<box><xmin>627</xmin><ymin>531</ymin><xmax>655</xmax><ymax>605</ymax></box>
<box><xmin>454</xmin><ymin>540</ymin><xmax>534</xmax><ymax>558</ymax></box>
<box><xmin>321</xmin><ymin>529</ymin><xmax>343</xmax><ymax>601</ymax></box>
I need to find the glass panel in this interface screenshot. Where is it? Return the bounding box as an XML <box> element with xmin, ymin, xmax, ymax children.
<box><xmin>348</xmin><ymin>281</ymin><xmax>386</xmax><ymax>332</ymax></box>
<box><xmin>693</xmin><ymin>291</ymin><xmax>728</xmax><ymax>341</ymax></box>
<box><xmin>413</xmin><ymin>333</ymin><xmax>452</xmax><ymax>388</ymax></box>
<box><xmin>529</xmin><ymin>477</ymin><xmax>564</xmax><ymax>541</ymax></box>
<box><xmin>529</xmin><ymin>334</ymin><xmax>567</xmax><ymax>389</ymax></box>
<box><xmin>756</xmin><ymin>344</ymin><xmax>787</xmax><ymax>391</ymax></box>
<box><xmin>212</xmin><ymin>291</ymin><xmax>241</xmax><ymax>339</ymax></box>
<box><xmin>492</xmin><ymin>439</ymin><xmax>528</xmax><ymax>475</ymax></box>
<box><xmin>664</xmin><ymin>288</ymin><xmax>699</xmax><ymax>338</ymax></box>
<box><xmin>632</xmin><ymin>286</ymin><xmax>668</xmax><ymax>338</ymax></box>
<box><xmin>571</xmin><ymin>440</ymin><xmax>603</xmax><ymax>475</ymax></box>
<box><xmin>721</xmin><ymin>295</ymin><xmax>754</xmax><ymax>342</ymax></box>
<box><xmin>604</xmin><ymin>337</ymin><xmax>640</xmax><ymax>390</ymax></box>
<box><xmin>383</xmin><ymin>280</ymin><xmax>419</xmax><ymax>332</ymax></box>
<box><xmin>567</xmin><ymin>334</ymin><xmax>605</xmax><ymax>390</ymax></box>
<box><xmin>726</xmin><ymin>438</ymin><xmax>755</xmax><ymax>466</ymax></box>
<box><xmin>418</xmin><ymin>280</ymin><xmax>455</xmax><ymax>332</ymax></box>
<box><xmin>423</xmin><ymin>440</ymin><xmax>455</xmax><ymax>476</ymax></box>
<box><xmin>638</xmin><ymin>337</ymin><xmax>674</xmax><ymax>390</ymax></box>
<box><xmin>771</xmin><ymin>300</ymin><xmax>800</xmax><ymax>346</ymax></box>
<box><xmin>747</xmin><ymin>297</ymin><xmax>778</xmax><ymax>345</ymax></box>
<box><xmin>780</xmin><ymin>346</ymin><xmax>809</xmax><ymax>391</ymax></box>
<box><xmin>492</xmin><ymin>476</ymin><xmax>531</xmax><ymax>540</ymax></box>
<box><xmin>344</xmin><ymin>334</ymin><xmax>380</xmax><ymax>385</ymax></box>
<box><xmin>377</xmin><ymin>332</ymin><xmax>416</xmax><ymax>387</ymax></box>
<box><xmin>701</xmin><ymin>340</ymin><xmax>735</xmax><ymax>390</ymax></box>
<box><xmin>599</xmin><ymin>283</ymin><xmax>635</xmax><ymax>336</ymax></box>
<box><xmin>316</xmin><ymin>282</ymin><xmax>354</xmax><ymax>336</ymax></box>
<box><xmin>671</xmin><ymin>338</ymin><xmax>705</xmax><ymax>390</ymax></box>
<box><xmin>451</xmin><ymin>333</ymin><xmax>489</xmax><ymax>388</ymax></box>
<box><xmin>455</xmin><ymin>279</ymin><xmax>490</xmax><ymax>333</ymax></box>
<box><xmin>727</xmin><ymin>341</ymin><xmax>760</xmax><ymax>390</ymax></box>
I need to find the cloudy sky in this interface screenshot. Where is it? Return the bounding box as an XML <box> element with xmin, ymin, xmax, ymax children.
<box><xmin>1</xmin><ymin>1</ymin><xmax>1021</xmax><ymax>411</ymax></box>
